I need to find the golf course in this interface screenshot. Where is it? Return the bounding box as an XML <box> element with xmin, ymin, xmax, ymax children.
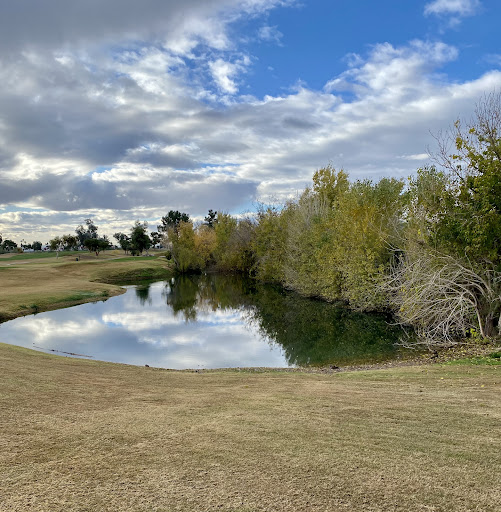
<box><xmin>0</xmin><ymin>253</ymin><xmax>500</xmax><ymax>511</ymax></box>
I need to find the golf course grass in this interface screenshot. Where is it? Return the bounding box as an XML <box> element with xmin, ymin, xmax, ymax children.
<box><xmin>0</xmin><ymin>251</ymin><xmax>174</xmax><ymax>322</ymax></box>
<box><xmin>0</xmin><ymin>344</ymin><xmax>499</xmax><ymax>511</ymax></box>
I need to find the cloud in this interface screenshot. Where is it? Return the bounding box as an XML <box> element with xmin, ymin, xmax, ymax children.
<box><xmin>484</xmin><ymin>54</ymin><xmax>501</xmax><ymax>66</ymax></box>
<box><xmin>208</xmin><ymin>56</ymin><xmax>251</xmax><ymax>95</ymax></box>
<box><xmin>0</xmin><ymin>0</ymin><xmax>290</xmax><ymax>54</ymax></box>
<box><xmin>0</xmin><ymin>0</ymin><xmax>500</xmax><ymax>244</ymax></box>
<box><xmin>424</xmin><ymin>0</ymin><xmax>481</xmax><ymax>26</ymax></box>
<box><xmin>257</xmin><ymin>25</ymin><xmax>283</xmax><ymax>44</ymax></box>
<box><xmin>424</xmin><ymin>0</ymin><xmax>480</xmax><ymax>16</ymax></box>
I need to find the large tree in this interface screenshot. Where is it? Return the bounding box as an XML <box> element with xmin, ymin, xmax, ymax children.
<box><xmin>1</xmin><ymin>239</ymin><xmax>17</xmax><ymax>252</ymax></box>
<box><xmin>388</xmin><ymin>93</ymin><xmax>501</xmax><ymax>344</ymax></box>
<box><xmin>157</xmin><ymin>211</ymin><xmax>190</xmax><ymax>235</ymax></box>
<box><xmin>130</xmin><ymin>221</ymin><xmax>151</xmax><ymax>255</ymax></box>
<box><xmin>76</xmin><ymin>219</ymin><xmax>99</xmax><ymax>246</ymax></box>
<box><xmin>113</xmin><ymin>232</ymin><xmax>132</xmax><ymax>254</ymax></box>
<box><xmin>84</xmin><ymin>237</ymin><xmax>110</xmax><ymax>256</ymax></box>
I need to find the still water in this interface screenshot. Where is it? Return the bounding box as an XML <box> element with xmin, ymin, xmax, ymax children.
<box><xmin>0</xmin><ymin>274</ymin><xmax>411</xmax><ymax>369</ymax></box>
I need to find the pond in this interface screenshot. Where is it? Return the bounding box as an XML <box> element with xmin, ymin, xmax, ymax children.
<box><xmin>0</xmin><ymin>274</ymin><xmax>414</xmax><ymax>369</ymax></box>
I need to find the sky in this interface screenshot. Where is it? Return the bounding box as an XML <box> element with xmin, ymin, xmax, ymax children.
<box><xmin>1</xmin><ymin>0</ymin><xmax>500</xmax><ymax>243</ymax></box>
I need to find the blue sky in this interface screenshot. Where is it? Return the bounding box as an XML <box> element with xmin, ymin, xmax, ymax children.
<box><xmin>0</xmin><ymin>0</ymin><xmax>500</xmax><ymax>242</ymax></box>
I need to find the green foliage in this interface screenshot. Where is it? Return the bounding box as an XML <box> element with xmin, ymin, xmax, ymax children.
<box><xmin>332</xmin><ymin>178</ymin><xmax>405</xmax><ymax>310</ymax></box>
<box><xmin>130</xmin><ymin>221</ymin><xmax>151</xmax><ymax>255</ymax></box>
<box><xmin>62</xmin><ymin>234</ymin><xmax>79</xmax><ymax>250</ymax></box>
<box><xmin>213</xmin><ymin>213</ymin><xmax>255</xmax><ymax>273</ymax></box>
<box><xmin>1</xmin><ymin>239</ymin><xmax>18</xmax><ymax>252</ymax></box>
<box><xmin>113</xmin><ymin>232</ymin><xmax>132</xmax><ymax>254</ymax></box>
<box><xmin>312</xmin><ymin>164</ymin><xmax>349</xmax><ymax>206</ymax></box>
<box><xmin>157</xmin><ymin>210</ymin><xmax>190</xmax><ymax>234</ymax></box>
<box><xmin>84</xmin><ymin>237</ymin><xmax>111</xmax><ymax>255</ymax></box>
<box><xmin>252</xmin><ymin>205</ymin><xmax>287</xmax><ymax>282</ymax></box>
<box><xmin>282</xmin><ymin>189</ymin><xmax>337</xmax><ymax>298</ymax></box>
<box><xmin>170</xmin><ymin>221</ymin><xmax>202</xmax><ymax>272</ymax></box>
<box><xmin>204</xmin><ymin>209</ymin><xmax>218</xmax><ymax>228</ymax></box>
<box><xmin>150</xmin><ymin>231</ymin><xmax>162</xmax><ymax>246</ymax></box>
<box><xmin>390</xmin><ymin>93</ymin><xmax>501</xmax><ymax>344</ymax></box>
<box><xmin>76</xmin><ymin>218</ymin><xmax>98</xmax><ymax>245</ymax></box>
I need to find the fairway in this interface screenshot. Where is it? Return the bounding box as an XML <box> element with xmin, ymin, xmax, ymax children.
<box><xmin>0</xmin><ymin>253</ymin><xmax>173</xmax><ymax>322</ymax></box>
<box><xmin>1</xmin><ymin>343</ymin><xmax>500</xmax><ymax>512</ymax></box>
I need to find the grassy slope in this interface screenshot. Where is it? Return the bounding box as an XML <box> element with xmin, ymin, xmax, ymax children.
<box><xmin>0</xmin><ymin>251</ymin><xmax>81</xmax><ymax>260</ymax></box>
<box><xmin>0</xmin><ymin>252</ymin><xmax>173</xmax><ymax>322</ymax></box>
<box><xmin>0</xmin><ymin>343</ymin><xmax>500</xmax><ymax>512</ymax></box>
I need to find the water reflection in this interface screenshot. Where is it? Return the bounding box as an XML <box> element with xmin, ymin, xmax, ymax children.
<box><xmin>0</xmin><ymin>274</ymin><xmax>410</xmax><ymax>369</ymax></box>
<box><xmin>135</xmin><ymin>283</ymin><xmax>152</xmax><ymax>306</ymax></box>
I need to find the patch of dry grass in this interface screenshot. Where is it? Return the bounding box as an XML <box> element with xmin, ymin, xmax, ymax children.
<box><xmin>0</xmin><ymin>255</ymin><xmax>173</xmax><ymax>322</ymax></box>
<box><xmin>1</xmin><ymin>343</ymin><xmax>500</xmax><ymax>511</ymax></box>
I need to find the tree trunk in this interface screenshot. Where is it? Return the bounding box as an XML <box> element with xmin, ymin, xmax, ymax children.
<box><xmin>482</xmin><ymin>314</ymin><xmax>496</xmax><ymax>338</ymax></box>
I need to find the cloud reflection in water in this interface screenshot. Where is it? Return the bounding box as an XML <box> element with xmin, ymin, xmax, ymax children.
<box><xmin>0</xmin><ymin>279</ymin><xmax>288</xmax><ymax>369</ymax></box>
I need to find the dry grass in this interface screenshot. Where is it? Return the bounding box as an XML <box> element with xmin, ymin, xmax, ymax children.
<box><xmin>1</xmin><ymin>343</ymin><xmax>500</xmax><ymax>511</ymax></box>
<box><xmin>0</xmin><ymin>254</ymin><xmax>173</xmax><ymax>322</ymax></box>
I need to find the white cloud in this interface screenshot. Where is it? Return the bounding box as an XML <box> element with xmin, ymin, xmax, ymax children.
<box><xmin>424</xmin><ymin>0</ymin><xmax>481</xmax><ymax>26</ymax></box>
<box><xmin>257</xmin><ymin>25</ymin><xmax>283</xmax><ymax>44</ymax></box>
<box><xmin>484</xmin><ymin>54</ymin><xmax>501</xmax><ymax>66</ymax></box>
<box><xmin>0</xmin><ymin>0</ymin><xmax>500</xmax><ymax>244</ymax></box>
<box><xmin>424</xmin><ymin>0</ymin><xmax>480</xmax><ymax>16</ymax></box>
<box><xmin>208</xmin><ymin>56</ymin><xmax>251</xmax><ymax>95</ymax></box>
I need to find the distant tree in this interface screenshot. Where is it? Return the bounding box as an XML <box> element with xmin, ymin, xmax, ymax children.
<box><xmin>62</xmin><ymin>234</ymin><xmax>79</xmax><ymax>250</ymax></box>
<box><xmin>48</xmin><ymin>236</ymin><xmax>64</xmax><ymax>257</ymax></box>
<box><xmin>158</xmin><ymin>211</ymin><xmax>190</xmax><ymax>235</ymax></box>
<box><xmin>76</xmin><ymin>218</ymin><xmax>99</xmax><ymax>246</ymax></box>
<box><xmin>84</xmin><ymin>237</ymin><xmax>110</xmax><ymax>256</ymax></box>
<box><xmin>1</xmin><ymin>239</ymin><xmax>17</xmax><ymax>252</ymax></box>
<box><xmin>150</xmin><ymin>231</ymin><xmax>162</xmax><ymax>247</ymax></box>
<box><xmin>0</xmin><ymin>233</ymin><xmax>2</xmax><ymax>246</ymax></box>
<box><xmin>32</xmin><ymin>241</ymin><xmax>42</xmax><ymax>251</ymax></box>
<box><xmin>113</xmin><ymin>232</ymin><xmax>132</xmax><ymax>254</ymax></box>
<box><xmin>204</xmin><ymin>209</ymin><xmax>218</xmax><ymax>228</ymax></box>
<box><xmin>170</xmin><ymin>221</ymin><xmax>199</xmax><ymax>272</ymax></box>
<box><xmin>130</xmin><ymin>221</ymin><xmax>152</xmax><ymax>255</ymax></box>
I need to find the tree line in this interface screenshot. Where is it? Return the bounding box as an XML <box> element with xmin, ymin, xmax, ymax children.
<box><xmin>163</xmin><ymin>94</ymin><xmax>501</xmax><ymax>347</ymax></box>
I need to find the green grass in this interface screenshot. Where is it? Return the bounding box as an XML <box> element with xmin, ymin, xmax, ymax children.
<box><xmin>0</xmin><ymin>343</ymin><xmax>500</xmax><ymax>512</ymax></box>
<box><xmin>0</xmin><ymin>251</ymin><xmax>73</xmax><ymax>260</ymax></box>
<box><xmin>445</xmin><ymin>351</ymin><xmax>501</xmax><ymax>366</ymax></box>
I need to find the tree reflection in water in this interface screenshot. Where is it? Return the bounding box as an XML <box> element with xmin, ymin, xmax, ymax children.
<box><xmin>135</xmin><ymin>283</ymin><xmax>152</xmax><ymax>306</ymax></box>
<box><xmin>161</xmin><ymin>273</ymin><xmax>411</xmax><ymax>366</ymax></box>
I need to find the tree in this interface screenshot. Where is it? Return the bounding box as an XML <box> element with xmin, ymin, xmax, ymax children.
<box><xmin>150</xmin><ymin>231</ymin><xmax>162</xmax><ymax>247</ymax></box>
<box><xmin>204</xmin><ymin>209</ymin><xmax>218</xmax><ymax>228</ymax></box>
<box><xmin>429</xmin><ymin>93</ymin><xmax>501</xmax><ymax>266</ymax></box>
<box><xmin>212</xmin><ymin>213</ymin><xmax>255</xmax><ymax>273</ymax></box>
<box><xmin>252</xmin><ymin>204</ymin><xmax>288</xmax><ymax>283</ymax></box>
<box><xmin>387</xmin><ymin>246</ymin><xmax>500</xmax><ymax>344</ymax></box>
<box><xmin>1</xmin><ymin>239</ymin><xmax>17</xmax><ymax>252</ymax></box>
<box><xmin>130</xmin><ymin>221</ymin><xmax>151</xmax><ymax>255</ymax></box>
<box><xmin>113</xmin><ymin>232</ymin><xmax>132</xmax><ymax>254</ymax></box>
<box><xmin>32</xmin><ymin>241</ymin><xmax>42</xmax><ymax>251</ymax></box>
<box><xmin>312</xmin><ymin>164</ymin><xmax>349</xmax><ymax>207</ymax></box>
<box><xmin>84</xmin><ymin>237</ymin><xmax>110</xmax><ymax>256</ymax></box>
<box><xmin>62</xmin><ymin>234</ymin><xmax>79</xmax><ymax>251</ymax></box>
<box><xmin>76</xmin><ymin>219</ymin><xmax>98</xmax><ymax>246</ymax></box>
<box><xmin>387</xmin><ymin>93</ymin><xmax>501</xmax><ymax>345</ymax></box>
<box><xmin>170</xmin><ymin>221</ymin><xmax>200</xmax><ymax>272</ymax></box>
<box><xmin>157</xmin><ymin>211</ymin><xmax>190</xmax><ymax>235</ymax></box>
